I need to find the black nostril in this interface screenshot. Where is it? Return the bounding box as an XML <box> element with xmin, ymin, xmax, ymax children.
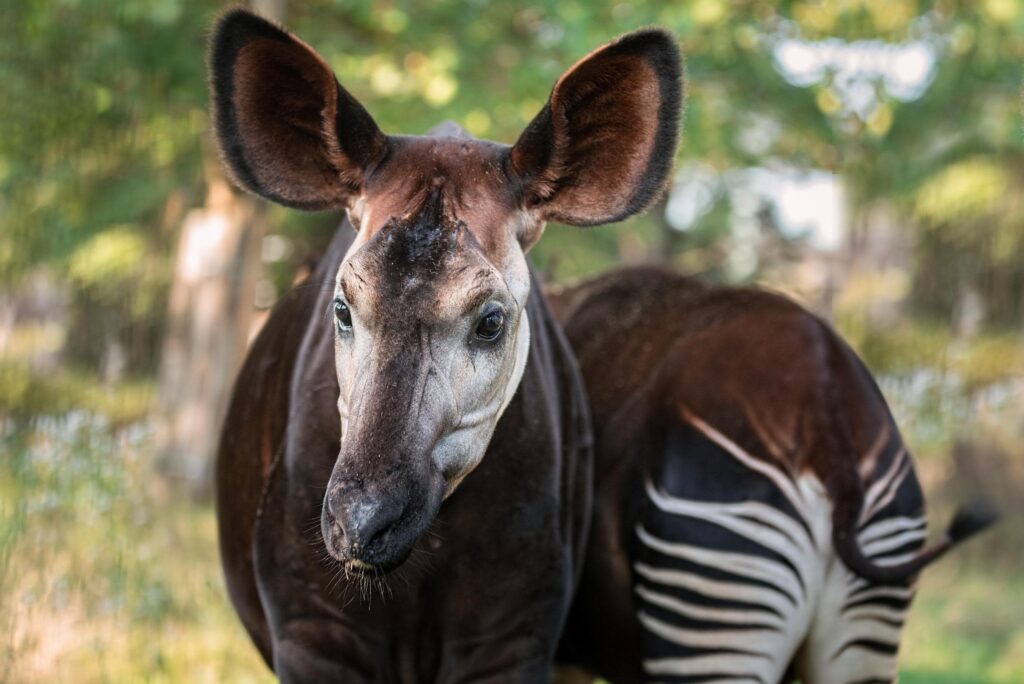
<box><xmin>344</xmin><ymin>498</ymin><xmax>404</xmax><ymax>558</ymax></box>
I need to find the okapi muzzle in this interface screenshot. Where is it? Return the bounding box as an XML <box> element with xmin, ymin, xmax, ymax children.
<box><xmin>321</xmin><ymin>341</ymin><xmax>448</xmax><ymax>570</ymax></box>
<box><xmin>322</xmin><ymin>429</ymin><xmax>443</xmax><ymax>572</ymax></box>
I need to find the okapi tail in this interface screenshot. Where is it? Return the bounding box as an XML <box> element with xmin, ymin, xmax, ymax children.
<box><xmin>832</xmin><ymin>497</ymin><xmax>999</xmax><ymax>585</ymax></box>
<box><xmin>814</xmin><ymin>323</ymin><xmax>999</xmax><ymax>585</ymax></box>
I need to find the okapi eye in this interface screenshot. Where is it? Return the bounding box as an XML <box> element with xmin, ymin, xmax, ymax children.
<box><xmin>474</xmin><ymin>309</ymin><xmax>505</xmax><ymax>342</ymax></box>
<box><xmin>334</xmin><ymin>299</ymin><xmax>352</xmax><ymax>331</ymax></box>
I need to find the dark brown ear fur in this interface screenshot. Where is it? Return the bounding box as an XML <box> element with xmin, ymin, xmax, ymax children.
<box><xmin>510</xmin><ymin>29</ymin><xmax>683</xmax><ymax>227</ymax></box>
<box><xmin>209</xmin><ymin>9</ymin><xmax>386</xmax><ymax>210</ymax></box>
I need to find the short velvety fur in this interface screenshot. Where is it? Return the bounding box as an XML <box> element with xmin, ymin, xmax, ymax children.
<box><xmin>210</xmin><ymin>10</ymin><xmax>683</xmax><ymax>682</ymax></box>
<box><xmin>550</xmin><ymin>267</ymin><xmax>995</xmax><ymax>683</ymax></box>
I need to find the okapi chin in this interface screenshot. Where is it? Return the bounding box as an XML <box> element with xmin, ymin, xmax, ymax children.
<box><xmin>209</xmin><ymin>9</ymin><xmax>682</xmax><ymax>681</ymax></box>
<box><xmin>551</xmin><ymin>266</ymin><xmax>997</xmax><ymax>684</ymax></box>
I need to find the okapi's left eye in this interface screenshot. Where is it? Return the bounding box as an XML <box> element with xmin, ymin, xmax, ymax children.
<box><xmin>334</xmin><ymin>299</ymin><xmax>353</xmax><ymax>331</ymax></box>
<box><xmin>474</xmin><ymin>309</ymin><xmax>505</xmax><ymax>342</ymax></box>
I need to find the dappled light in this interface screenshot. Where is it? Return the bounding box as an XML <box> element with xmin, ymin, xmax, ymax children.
<box><xmin>2</xmin><ymin>0</ymin><xmax>1022</xmax><ymax>681</ymax></box>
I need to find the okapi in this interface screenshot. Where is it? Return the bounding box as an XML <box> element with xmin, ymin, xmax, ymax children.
<box><xmin>210</xmin><ymin>9</ymin><xmax>681</xmax><ymax>682</ymax></box>
<box><xmin>551</xmin><ymin>267</ymin><xmax>997</xmax><ymax>684</ymax></box>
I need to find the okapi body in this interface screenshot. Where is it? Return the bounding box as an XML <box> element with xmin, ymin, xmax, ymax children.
<box><xmin>552</xmin><ymin>267</ymin><xmax>995</xmax><ymax>684</ymax></box>
<box><xmin>210</xmin><ymin>10</ymin><xmax>682</xmax><ymax>682</ymax></box>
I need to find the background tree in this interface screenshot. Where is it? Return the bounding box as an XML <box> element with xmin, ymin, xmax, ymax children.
<box><xmin>2</xmin><ymin>1</ymin><xmax>1023</xmax><ymax>681</ymax></box>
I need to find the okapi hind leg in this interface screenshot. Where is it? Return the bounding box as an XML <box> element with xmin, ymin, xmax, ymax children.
<box><xmin>792</xmin><ymin>561</ymin><xmax>918</xmax><ymax>684</ymax></box>
<box><xmin>792</xmin><ymin>470</ymin><xmax>927</xmax><ymax>684</ymax></box>
<box><xmin>632</xmin><ymin>418</ymin><xmax>827</xmax><ymax>684</ymax></box>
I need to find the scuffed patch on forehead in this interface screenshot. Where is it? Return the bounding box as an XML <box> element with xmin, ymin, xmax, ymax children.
<box><xmin>357</xmin><ymin>136</ymin><xmax>525</xmax><ymax>262</ymax></box>
<box><xmin>363</xmin><ymin>187</ymin><xmax>465</xmax><ymax>300</ymax></box>
<box><xmin>377</xmin><ymin>187</ymin><xmax>461</xmax><ymax>285</ymax></box>
<box><xmin>347</xmin><ymin>185</ymin><xmax>498</xmax><ymax>321</ymax></box>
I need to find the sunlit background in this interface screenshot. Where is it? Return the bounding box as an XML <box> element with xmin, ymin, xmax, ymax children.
<box><xmin>2</xmin><ymin>1</ymin><xmax>1022</xmax><ymax>682</ymax></box>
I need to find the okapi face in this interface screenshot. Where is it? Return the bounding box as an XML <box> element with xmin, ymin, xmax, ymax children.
<box><xmin>210</xmin><ymin>9</ymin><xmax>682</xmax><ymax>572</ymax></box>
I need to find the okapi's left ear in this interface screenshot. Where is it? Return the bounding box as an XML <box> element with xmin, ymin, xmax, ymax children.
<box><xmin>209</xmin><ymin>9</ymin><xmax>386</xmax><ymax>210</ymax></box>
<box><xmin>509</xmin><ymin>29</ymin><xmax>682</xmax><ymax>228</ymax></box>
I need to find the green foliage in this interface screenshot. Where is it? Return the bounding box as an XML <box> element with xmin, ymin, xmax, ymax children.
<box><xmin>909</xmin><ymin>156</ymin><xmax>1024</xmax><ymax>327</ymax></box>
<box><xmin>842</xmin><ymin>317</ymin><xmax>954</xmax><ymax>375</ymax></box>
<box><xmin>0</xmin><ymin>361</ymin><xmax>154</xmax><ymax>424</ymax></box>
<box><xmin>3</xmin><ymin>0</ymin><xmax>1021</xmax><ymax>317</ymax></box>
<box><xmin>916</xmin><ymin>158</ymin><xmax>1010</xmax><ymax>228</ymax></box>
<box><xmin>63</xmin><ymin>226</ymin><xmax>170</xmax><ymax>373</ymax></box>
<box><xmin>0</xmin><ymin>0</ymin><xmax>214</xmax><ymax>284</ymax></box>
<box><xmin>2</xmin><ymin>4</ymin><xmax>1022</xmax><ymax>679</ymax></box>
<box><xmin>68</xmin><ymin>227</ymin><xmax>167</xmax><ymax>317</ymax></box>
<box><xmin>901</xmin><ymin>562</ymin><xmax>1024</xmax><ymax>684</ymax></box>
<box><xmin>68</xmin><ymin>228</ymin><xmax>149</xmax><ymax>287</ymax></box>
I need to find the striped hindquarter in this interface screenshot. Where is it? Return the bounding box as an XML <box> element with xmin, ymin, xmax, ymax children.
<box><xmin>633</xmin><ymin>410</ymin><xmax>926</xmax><ymax>684</ymax></box>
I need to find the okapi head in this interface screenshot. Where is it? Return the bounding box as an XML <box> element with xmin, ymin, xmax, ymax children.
<box><xmin>210</xmin><ymin>9</ymin><xmax>682</xmax><ymax>572</ymax></box>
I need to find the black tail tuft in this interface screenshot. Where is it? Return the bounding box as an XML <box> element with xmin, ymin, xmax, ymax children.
<box><xmin>946</xmin><ymin>499</ymin><xmax>1000</xmax><ymax>544</ymax></box>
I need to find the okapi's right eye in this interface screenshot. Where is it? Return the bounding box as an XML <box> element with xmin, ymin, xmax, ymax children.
<box><xmin>334</xmin><ymin>299</ymin><xmax>353</xmax><ymax>331</ymax></box>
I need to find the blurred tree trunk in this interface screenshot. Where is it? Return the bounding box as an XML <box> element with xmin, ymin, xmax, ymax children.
<box><xmin>155</xmin><ymin>156</ymin><xmax>263</xmax><ymax>496</ymax></box>
<box><xmin>155</xmin><ymin>0</ymin><xmax>286</xmax><ymax>497</ymax></box>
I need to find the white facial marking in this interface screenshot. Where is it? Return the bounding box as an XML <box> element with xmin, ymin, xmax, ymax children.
<box><xmin>434</xmin><ymin>308</ymin><xmax>531</xmax><ymax>497</ymax></box>
<box><xmin>332</xmin><ymin>212</ymin><xmax>534</xmax><ymax>498</ymax></box>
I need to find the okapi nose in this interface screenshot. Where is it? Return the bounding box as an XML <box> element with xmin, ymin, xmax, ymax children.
<box><xmin>335</xmin><ymin>497</ymin><xmax>405</xmax><ymax>558</ymax></box>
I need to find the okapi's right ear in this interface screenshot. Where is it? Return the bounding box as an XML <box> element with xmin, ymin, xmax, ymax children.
<box><xmin>209</xmin><ymin>9</ymin><xmax>386</xmax><ymax>210</ymax></box>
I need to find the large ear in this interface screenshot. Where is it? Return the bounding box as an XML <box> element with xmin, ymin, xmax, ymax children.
<box><xmin>509</xmin><ymin>29</ymin><xmax>683</xmax><ymax>227</ymax></box>
<box><xmin>209</xmin><ymin>9</ymin><xmax>386</xmax><ymax>210</ymax></box>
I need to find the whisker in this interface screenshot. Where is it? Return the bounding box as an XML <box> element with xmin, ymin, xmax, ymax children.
<box><xmin>289</xmin><ymin>279</ymin><xmax>337</xmax><ymax>295</ymax></box>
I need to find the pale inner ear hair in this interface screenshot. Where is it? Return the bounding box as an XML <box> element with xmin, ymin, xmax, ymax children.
<box><xmin>346</xmin><ymin>197</ymin><xmax>367</xmax><ymax>232</ymax></box>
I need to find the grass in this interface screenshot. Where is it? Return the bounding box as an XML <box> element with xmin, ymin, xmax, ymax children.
<box><xmin>901</xmin><ymin>561</ymin><xmax>1024</xmax><ymax>683</ymax></box>
<box><xmin>0</xmin><ymin>416</ymin><xmax>270</xmax><ymax>684</ymax></box>
<box><xmin>0</xmin><ymin>413</ymin><xmax>1021</xmax><ymax>682</ymax></box>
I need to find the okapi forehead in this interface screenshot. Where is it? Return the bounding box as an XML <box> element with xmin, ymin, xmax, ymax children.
<box><xmin>384</xmin><ymin>204</ymin><xmax>456</xmax><ymax>268</ymax></box>
<box><xmin>360</xmin><ymin>136</ymin><xmax>520</xmax><ymax>259</ymax></box>
<box><xmin>344</xmin><ymin>188</ymin><xmax>504</xmax><ymax>322</ymax></box>
<box><xmin>371</xmin><ymin>190</ymin><xmax>462</xmax><ymax>299</ymax></box>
